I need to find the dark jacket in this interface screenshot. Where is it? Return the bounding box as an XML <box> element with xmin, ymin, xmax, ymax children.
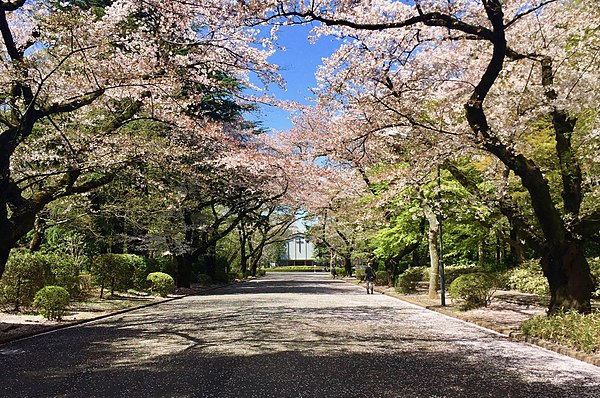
<box><xmin>365</xmin><ymin>266</ymin><xmax>376</xmax><ymax>281</ymax></box>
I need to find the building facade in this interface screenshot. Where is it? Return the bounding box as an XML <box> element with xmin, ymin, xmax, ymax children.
<box><xmin>279</xmin><ymin>232</ymin><xmax>315</xmax><ymax>266</ymax></box>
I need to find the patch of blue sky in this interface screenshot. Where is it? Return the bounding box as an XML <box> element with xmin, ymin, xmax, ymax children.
<box><xmin>246</xmin><ymin>23</ymin><xmax>342</xmax><ymax>133</ymax></box>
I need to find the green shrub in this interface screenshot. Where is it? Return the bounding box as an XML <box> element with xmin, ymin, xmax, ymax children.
<box><xmin>449</xmin><ymin>272</ymin><xmax>498</xmax><ymax>310</ymax></box>
<box><xmin>375</xmin><ymin>270</ymin><xmax>389</xmax><ymax>286</ymax></box>
<box><xmin>124</xmin><ymin>254</ymin><xmax>151</xmax><ymax>290</ymax></box>
<box><xmin>33</xmin><ymin>286</ymin><xmax>70</xmax><ymax>320</ymax></box>
<box><xmin>45</xmin><ymin>253</ymin><xmax>80</xmax><ymax>297</ymax></box>
<box><xmin>147</xmin><ymin>272</ymin><xmax>175</xmax><ymax>297</ymax></box>
<box><xmin>355</xmin><ymin>269</ymin><xmax>365</xmax><ymax>282</ymax></box>
<box><xmin>588</xmin><ymin>257</ymin><xmax>600</xmax><ymax>299</ymax></box>
<box><xmin>197</xmin><ymin>274</ymin><xmax>213</xmax><ymax>285</ymax></box>
<box><xmin>443</xmin><ymin>264</ymin><xmax>483</xmax><ymax>285</ymax></box>
<box><xmin>255</xmin><ymin>268</ymin><xmax>266</xmax><ymax>277</ymax></box>
<box><xmin>78</xmin><ymin>273</ymin><xmax>93</xmax><ymax>293</ymax></box>
<box><xmin>522</xmin><ymin>310</ymin><xmax>600</xmax><ymax>353</ymax></box>
<box><xmin>0</xmin><ymin>250</ymin><xmax>53</xmax><ymax>310</ymax></box>
<box><xmin>504</xmin><ymin>260</ymin><xmax>549</xmax><ymax>296</ymax></box>
<box><xmin>91</xmin><ymin>254</ymin><xmax>136</xmax><ymax>297</ymax></box>
<box><xmin>395</xmin><ymin>267</ymin><xmax>425</xmax><ymax>294</ymax></box>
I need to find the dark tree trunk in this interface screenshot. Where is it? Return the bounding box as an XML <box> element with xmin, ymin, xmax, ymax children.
<box><xmin>203</xmin><ymin>245</ymin><xmax>217</xmax><ymax>279</ymax></box>
<box><xmin>29</xmin><ymin>214</ymin><xmax>46</xmax><ymax>252</ymax></box>
<box><xmin>176</xmin><ymin>255</ymin><xmax>194</xmax><ymax>288</ymax></box>
<box><xmin>0</xmin><ymin>234</ymin><xmax>11</xmax><ymax>279</ymax></box>
<box><xmin>541</xmin><ymin>240</ymin><xmax>594</xmax><ymax>314</ymax></box>
<box><xmin>384</xmin><ymin>259</ymin><xmax>396</xmax><ymax>287</ymax></box>
<box><xmin>238</xmin><ymin>229</ymin><xmax>248</xmax><ymax>276</ymax></box>
<box><xmin>343</xmin><ymin>256</ymin><xmax>352</xmax><ymax>277</ymax></box>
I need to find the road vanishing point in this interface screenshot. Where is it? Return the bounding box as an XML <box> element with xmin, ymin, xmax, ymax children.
<box><xmin>1</xmin><ymin>272</ymin><xmax>599</xmax><ymax>398</ymax></box>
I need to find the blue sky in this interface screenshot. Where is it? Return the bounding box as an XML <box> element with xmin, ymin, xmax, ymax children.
<box><xmin>249</xmin><ymin>23</ymin><xmax>341</xmax><ymax>132</ymax></box>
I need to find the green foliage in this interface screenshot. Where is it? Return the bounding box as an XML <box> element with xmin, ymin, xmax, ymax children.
<box><xmin>90</xmin><ymin>254</ymin><xmax>135</xmax><ymax>296</ymax></box>
<box><xmin>449</xmin><ymin>272</ymin><xmax>498</xmax><ymax>310</ymax></box>
<box><xmin>375</xmin><ymin>270</ymin><xmax>389</xmax><ymax>286</ymax></box>
<box><xmin>197</xmin><ymin>274</ymin><xmax>213</xmax><ymax>285</ymax></box>
<box><xmin>442</xmin><ymin>264</ymin><xmax>484</xmax><ymax>285</ymax></box>
<box><xmin>78</xmin><ymin>273</ymin><xmax>93</xmax><ymax>294</ymax></box>
<box><xmin>522</xmin><ymin>311</ymin><xmax>600</xmax><ymax>353</ymax></box>
<box><xmin>45</xmin><ymin>253</ymin><xmax>80</xmax><ymax>297</ymax></box>
<box><xmin>0</xmin><ymin>250</ymin><xmax>83</xmax><ymax>308</ymax></box>
<box><xmin>588</xmin><ymin>257</ymin><xmax>600</xmax><ymax>299</ymax></box>
<box><xmin>125</xmin><ymin>254</ymin><xmax>153</xmax><ymax>290</ymax></box>
<box><xmin>370</xmin><ymin>202</ymin><xmax>423</xmax><ymax>260</ymax></box>
<box><xmin>33</xmin><ymin>286</ymin><xmax>70</xmax><ymax>321</ymax></box>
<box><xmin>504</xmin><ymin>260</ymin><xmax>549</xmax><ymax>296</ymax></box>
<box><xmin>0</xmin><ymin>250</ymin><xmax>53</xmax><ymax>308</ymax></box>
<box><xmin>355</xmin><ymin>268</ymin><xmax>365</xmax><ymax>282</ymax></box>
<box><xmin>395</xmin><ymin>267</ymin><xmax>425</xmax><ymax>294</ymax></box>
<box><xmin>146</xmin><ymin>272</ymin><xmax>175</xmax><ymax>297</ymax></box>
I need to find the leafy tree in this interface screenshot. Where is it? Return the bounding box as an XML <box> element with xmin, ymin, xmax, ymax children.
<box><xmin>256</xmin><ymin>0</ymin><xmax>600</xmax><ymax>313</ymax></box>
<box><xmin>0</xmin><ymin>0</ymin><xmax>279</xmax><ymax>280</ymax></box>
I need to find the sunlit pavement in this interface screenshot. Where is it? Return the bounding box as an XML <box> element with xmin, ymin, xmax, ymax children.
<box><xmin>1</xmin><ymin>272</ymin><xmax>599</xmax><ymax>397</ymax></box>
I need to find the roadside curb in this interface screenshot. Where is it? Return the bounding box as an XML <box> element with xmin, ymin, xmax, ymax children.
<box><xmin>0</xmin><ymin>282</ymin><xmax>234</xmax><ymax>346</ymax></box>
<box><xmin>374</xmin><ymin>286</ymin><xmax>600</xmax><ymax>368</ymax></box>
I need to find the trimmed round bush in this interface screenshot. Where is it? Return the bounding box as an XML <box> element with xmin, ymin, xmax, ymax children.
<box><xmin>443</xmin><ymin>264</ymin><xmax>483</xmax><ymax>285</ymax></box>
<box><xmin>33</xmin><ymin>286</ymin><xmax>70</xmax><ymax>320</ymax></box>
<box><xmin>0</xmin><ymin>250</ymin><xmax>53</xmax><ymax>309</ymax></box>
<box><xmin>449</xmin><ymin>272</ymin><xmax>498</xmax><ymax>310</ymax></box>
<box><xmin>395</xmin><ymin>267</ymin><xmax>425</xmax><ymax>294</ymax></box>
<box><xmin>91</xmin><ymin>254</ymin><xmax>136</xmax><ymax>296</ymax></box>
<box><xmin>146</xmin><ymin>272</ymin><xmax>175</xmax><ymax>297</ymax></box>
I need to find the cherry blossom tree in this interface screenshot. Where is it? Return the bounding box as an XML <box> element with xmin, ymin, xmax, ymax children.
<box><xmin>0</xmin><ymin>0</ymin><xmax>279</xmax><ymax>278</ymax></box>
<box><xmin>248</xmin><ymin>0</ymin><xmax>600</xmax><ymax>312</ymax></box>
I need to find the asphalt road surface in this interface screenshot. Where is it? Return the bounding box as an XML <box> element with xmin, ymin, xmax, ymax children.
<box><xmin>1</xmin><ymin>272</ymin><xmax>599</xmax><ymax>398</ymax></box>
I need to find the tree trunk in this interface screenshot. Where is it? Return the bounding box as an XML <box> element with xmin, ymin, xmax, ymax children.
<box><xmin>478</xmin><ymin>241</ymin><xmax>486</xmax><ymax>268</ymax></box>
<box><xmin>541</xmin><ymin>240</ymin><xmax>594</xmax><ymax>314</ymax></box>
<box><xmin>423</xmin><ymin>204</ymin><xmax>440</xmax><ymax>299</ymax></box>
<box><xmin>29</xmin><ymin>213</ymin><xmax>46</xmax><ymax>252</ymax></box>
<box><xmin>203</xmin><ymin>245</ymin><xmax>217</xmax><ymax>279</ymax></box>
<box><xmin>176</xmin><ymin>255</ymin><xmax>193</xmax><ymax>288</ymax></box>
<box><xmin>384</xmin><ymin>259</ymin><xmax>396</xmax><ymax>287</ymax></box>
<box><xmin>0</xmin><ymin>234</ymin><xmax>11</xmax><ymax>279</ymax></box>
<box><xmin>239</xmin><ymin>239</ymin><xmax>248</xmax><ymax>276</ymax></box>
<box><xmin>343</xmin><ymin>256</ymin><xmax>352</xmax><ymax>277</ymax></box>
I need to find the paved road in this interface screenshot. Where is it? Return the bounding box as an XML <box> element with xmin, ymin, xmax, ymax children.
<box><xmin>1</xmin><ymin>273</ymin><xmax>599</xmax><ymax>398</ymax></box>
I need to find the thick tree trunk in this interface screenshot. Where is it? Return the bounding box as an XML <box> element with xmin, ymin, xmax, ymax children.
<box><xmin>0</xmin><ymin>235</ymin><xmax>11</xmax><ymax>279</ymax></box>
<box><xmin>478</xmin><ymin>241</ymin><xmax>486</xmax><ymax>268</ymax></box>
<box><xmin>28</xmin><ymin>214</ymin><xmax>46</xmax><ymax>252</ymax></box>
<box><xmin>343</xmin><ymin>256</ymin><xmax>352</xmax><ymax>277</ymax></box>
<box><xmin>176</xmin><ymin>255</ymin><xmax>193</xmax><ymax>288</ymax></box>
<box><xmin>423</xmin><ymin>204</ymin><xmax>440</xmax><ymax>299</ymax></box>
<box><xmin>541</xmin><ymin>240</ymin><xmax>594</xmax><ymax>314</ymax></box>
<box><xmin>384</xmin><ymin>259</ymin><xmax>396</xmax><ymax>287</ymax></box>
<box><xmin>427</xmin><ymin>227</ymin><xmax>440</xmax><ymax>299</ymax></box>
<box><xmin>203</xmin><ymin>245</ymin><xmax>217</xmax><ymax>279</ymax></box>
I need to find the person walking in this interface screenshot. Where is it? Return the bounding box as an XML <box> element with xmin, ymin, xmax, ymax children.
<box><xmin>331</xmin><ymin>266</ymin><xmax>338</xmax><ymax>279</ymax></box>
<box><xmin>365</xmin><ymin>261</ymin><xmax>376</xmax><ymax>294</ymax></box>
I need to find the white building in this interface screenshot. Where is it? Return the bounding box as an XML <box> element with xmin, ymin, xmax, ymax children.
<box><xmin>279</xmin><ymin>232</ymin><xmax>315</xmax><ymax>266</ymax></box>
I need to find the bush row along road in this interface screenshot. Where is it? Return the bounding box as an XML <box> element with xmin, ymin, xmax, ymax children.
<box><xmin>0</xmin><ymin>272</ymin><xmax>599</xmax><ymax>397</ymax></box>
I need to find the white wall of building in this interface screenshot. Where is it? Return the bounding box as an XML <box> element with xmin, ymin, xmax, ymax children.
<box><xmin>281</xmin><ymin>233</ymin><xmax>314</xmax><ymax>262</ymax></box>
